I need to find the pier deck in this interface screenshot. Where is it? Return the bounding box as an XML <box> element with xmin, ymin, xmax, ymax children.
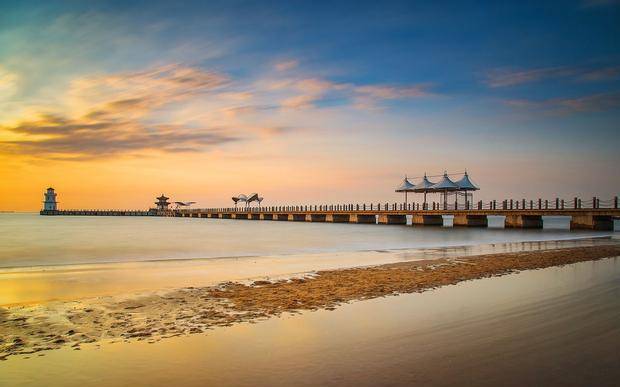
<box><xmin>40</xmin><ymin>210</ymin><xmax>153</xmax><ymax>216</ymax></box>
<box><xmin>177</xmin><ymin>206</ymin><xmax>619</xmax><ymax>230</ymax></box>
<box><xmin>40</xmin><ymin>197</ymin><xmax>620</xmax><ymax>230</ymax></box>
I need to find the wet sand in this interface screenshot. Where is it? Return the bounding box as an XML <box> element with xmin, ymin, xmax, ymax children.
<box><xmin>2</xmin><ymin>243</ymin><xmax>619</xmax><ymax>361</ymax></box>
<box><xmin>0</xmin><ymin>237</ymin><xmax>610</xmax><ymax>306</ymax></box>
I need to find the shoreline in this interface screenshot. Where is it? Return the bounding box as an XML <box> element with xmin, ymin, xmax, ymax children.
<box><xmin>1</xmin><ymin>234</ymin><xmax>616</xmax><ymax>273</ymax></box>
<box><xmin>1</xmin><ymin>237</ymin><xmax>616</xmax><ymax>306</ymax></box>
<box><xmin>2</xmin><ymin>242</ymin><xmax>620</xmax><ymax>361</ymax></box>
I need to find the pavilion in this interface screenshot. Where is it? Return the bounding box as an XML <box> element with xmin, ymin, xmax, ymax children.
<box><xmin>395</xmin><ymin>176</ymin><xmax>416</xmax><ymax>204</ymax></box>
<box><xmin>414</xmin><ymin>173</ymin><xmax>437</xmax><ymax>209</ymax></box>
<box><xmin>395</xmin><ymin>171</ymin><xmax>480</xmax><ymax>209</ymax></box>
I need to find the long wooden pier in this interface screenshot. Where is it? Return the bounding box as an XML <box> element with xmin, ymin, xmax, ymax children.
<box><xmin>40</xmin><ymin>196</ymin><xmax>620</xmax><ymax>230</ymax></box>
<box><xmin>176</xmin><ymin>197</ymin><xmax>620</xmax><ymax>230</ymax></box>
<box><xmin>40</xmin><ymin>210</ymin><xmax>153</xmax><ymax>216</ymax></box>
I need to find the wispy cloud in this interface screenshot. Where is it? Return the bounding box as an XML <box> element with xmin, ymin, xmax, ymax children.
<box><xmin>484</xmin><ymin>65</ymin><xmax>620</xmax><ymax>87</ymax></box>
<box><xmin>503</xmin><ymin>91</ymin><xmax>620</xmax><ymax>114</ymax></box>
<box><xmin>274</xmin><ymin>60</ymin><xmax>299</xmax><ymax>72</ymax></box>
<box><xmin>0</xmin><ymin>59</ymin><xmax>435</xmax><ymax>160</ymax></box>
<box><xmin>0</xmin><ymin>65</ymin><xmax>18</xmax><ymax>100</ymax></box>
<box><xmin>267</xmin><ymin>74</ymin><xmax>432</xmax><ymax>110</ymax></box>
<box><xmin>0</xmin><ymin>65</ymin><xmax>238</xmax><ymax>160</ymax></box>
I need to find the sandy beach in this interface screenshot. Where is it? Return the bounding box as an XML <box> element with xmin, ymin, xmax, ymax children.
<box><xmin>2</xmin><ymin>242</ymin><xmax>619</xmax><ymax>362</ymax></box>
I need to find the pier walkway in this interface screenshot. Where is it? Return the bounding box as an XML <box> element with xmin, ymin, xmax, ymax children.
<box><xmin>177</xmin><ymin>197</ymin><xmax>620</xmax><ymax>230</ymax></box>
<box><xmin>40</xmin><ymin>210</ymin><xmax>153</xmax><ymax>216</ymax></box>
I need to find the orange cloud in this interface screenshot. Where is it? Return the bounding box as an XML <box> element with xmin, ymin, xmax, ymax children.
<box><xmin>0</xmin><ymin>65</ymin><xmax>237</xmax><ymax>159</ymax></box>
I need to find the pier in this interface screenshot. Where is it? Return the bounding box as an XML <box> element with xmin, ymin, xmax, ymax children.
<box><xmin>40</xmin><ymin>210</ymin><xmax>153</xmax><ymax>216</ymax></box>
<box><xmin>175</xmin><ymin>196</ymin><xmax>620</xmax><ymax>231</ymax></box>
<box><xmin>39</xmin><ymin>194</ymin><xmax>620</xmax><ymax>231</ymax></box>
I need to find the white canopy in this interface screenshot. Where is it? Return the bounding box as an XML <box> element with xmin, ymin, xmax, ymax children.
<box><xmin>455</xmin><ymin>171</ymin><xmax>479</xmax><ymax>191</ymax></box>
<box><xmin>413</xmin><ymin>174</ymin><xmax>437</xmax><ymax>192</ymax></box>
<box><xmin>430</xmin><ymin>172</ymin><xmax>459</xmax><ymax>190</ymax></box>
<box><xmin>395</xmin><ymin>177</ymin><xmax>416</xmax><ymax>192</ymax></box>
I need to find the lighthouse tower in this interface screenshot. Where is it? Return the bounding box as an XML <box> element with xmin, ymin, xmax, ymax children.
<box><xmin>43</xmin><ymin>187</ymin><xmax>58</xmax><ymax>211</ymax></box>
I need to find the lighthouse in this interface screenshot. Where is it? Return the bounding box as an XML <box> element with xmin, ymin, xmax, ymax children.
<box><xmin>43</xmin><ymin>187</ymin><xmax>58</xmax><ymax>211</ymax></box>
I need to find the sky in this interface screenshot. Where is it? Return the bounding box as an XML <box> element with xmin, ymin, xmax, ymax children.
<box><xmin>1</xmin><ymin>0</ymin><xmax>619</xmax><ymax>211</ymax></box>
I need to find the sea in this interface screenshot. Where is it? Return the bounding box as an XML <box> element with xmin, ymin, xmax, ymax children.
<box><xmin>0</xmin><ymin>212</ymin><xmax>617</xmax><ymax>269</ymax></box>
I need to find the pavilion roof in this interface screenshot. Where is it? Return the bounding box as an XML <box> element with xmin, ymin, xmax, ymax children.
<box><xmin>455</xmin><ymin>171</ymin><xmax>479</xmax><ymax>191</ymax></box>
<box><xmin>233</xmin><ymin>194</ymin><xmax>248</xmax><ymax>202</ymax></box>
<box><xmin>413</xmin><ymin>174</ymin><xmax>437</xmax><ymax>192</ymax></box>
<box><xmin>430</xmin><ymin>172</ymin><xmax>459</xmax><ymax>190</ymax></box>
<box><xmin>395</xmin><ymin>177</ymin><xmax>416</xmax><ymax>192</ymax></box>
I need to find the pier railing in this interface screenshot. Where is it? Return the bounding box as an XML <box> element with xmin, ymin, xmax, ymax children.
<box><xmin>189</xmin><ymin>196</ymin><xmax>619</xmax><ymax>213</ymax></box>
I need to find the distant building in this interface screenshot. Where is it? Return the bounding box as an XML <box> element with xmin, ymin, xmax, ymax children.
<box><xmin>43</xmin><ymin>187</ymin><xmax>58</xmax><ymax>211</ymax></box>
<box><xmin>155</xmin><ymin>195</ymin><xmax>170</xmax><ymax>210</ymax></box>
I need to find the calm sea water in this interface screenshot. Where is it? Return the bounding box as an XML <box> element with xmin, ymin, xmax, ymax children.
<box><xmin>0</xmin><ymin>213</ymin><xmax>615</xmax><ymax>269</ymax></box>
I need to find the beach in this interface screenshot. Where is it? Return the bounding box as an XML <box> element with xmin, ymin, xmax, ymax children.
<box><xmin>1</xmin><ymin>244</ymin><xmax>619</xmax><ymax>386</ymax></box>
<box><xmin>2</xmin><ymin>240</ymin><xmax>619</xmax><ymax>363</ymax></box>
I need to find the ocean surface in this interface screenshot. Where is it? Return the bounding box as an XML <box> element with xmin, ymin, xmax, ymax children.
<box><xmin>0</xmin><ymin>212</ymin><xmax>616</xmax><ymax>269</ymax></box>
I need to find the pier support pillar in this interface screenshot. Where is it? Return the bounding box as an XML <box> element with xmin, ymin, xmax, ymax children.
<box><xmin>259</xmin><ymin>214</ymin><xmax>274</xmax><ymax>220</ymax></box>
<box><xmin>453</xmin><ymin>214</ymin><xmax>488</xmax><ymax>227</ymax></box>
<box><xmin>232</xmin><ymin>213</ymin><xmax>249</xmax><ymax>220</ymax></box>
<box><xmin>411</xmin><ymin>215</ymin><xmax>443</xmax><ymax>226</ymax></box>
<box><xmin>377</xmin><ymin>214</ymin><xmax>407</xmax><ymax>225</ymax></box>
<box><xmin>505</xmin><ymin>215</ymin><xmax>542</xmax><ymax>229</ymax></box>
<box><xmin>326</xmin><ymin>214</ymin><xmax>350</xmax><ymax>223</ymax></box>
<box><xmin>349</xmin><ymin>214</ymin><xmax>376</xmax><ymax>224</ymax></box>
<box><xmin>306</xmin><ymin>214</ymin><xmax>326</xmax><ymax>222</ymax></box>
<box><xmin>570</xmin><ymin>215</ymin><xmax>614</xmax><ymax>231</ymax></box>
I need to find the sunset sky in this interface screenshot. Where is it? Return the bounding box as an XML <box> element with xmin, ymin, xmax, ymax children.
<box><xmin>1</xmin><ymin>0</ymin><xmax>619</xmax><ymax>211</ymax></box>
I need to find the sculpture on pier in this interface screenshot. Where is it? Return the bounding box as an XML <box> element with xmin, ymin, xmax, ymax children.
<box><xmin>174</xmin><ymin>201</ymin><xmax>196</xmax><ymax>209</ymax></box>
<box><xmin>232</xmin><ymin>193</ymin><xmax>264</xmax><ymax>208</ymax></box>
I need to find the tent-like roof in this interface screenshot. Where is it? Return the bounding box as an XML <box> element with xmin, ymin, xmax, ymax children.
<box><xmin>455</xmin><ymin>171</ymin><xmax>479</xmax><ymax>191</ymax></box>
<box><xmin>413</xmin><ymin>174</ymin><xmax>437</xmax><ymax>192</ymax></box>
<box><xmin>233</xmin><ymin>194</ymin><xmax>248</xmax><ymax>202</ymax></box>
<box><xmin>395</xmin><ymin>176</ymin><xmax>416</xmax><ymax>192</ymax></box>
<box><xmin>175</xmin><ymin>201</ymin><xmax>196</xmax><ymax>206</ymax></box>
<box><xmin>430</xmin><ymin>172</ymin><xmax>459</xmax><ymax>190</ymax></box>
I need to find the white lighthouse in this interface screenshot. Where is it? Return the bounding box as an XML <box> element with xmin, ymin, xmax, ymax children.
<box><xmin>43</xmin><ymin>187</ymin><xmax>58</xmax><ymax>211</ymax></box>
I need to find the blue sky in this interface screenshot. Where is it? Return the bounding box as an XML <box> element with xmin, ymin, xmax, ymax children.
<box><xmin>0</xmin><ymin>0</ymin><xmax>619</xmax><ymax>209</ymax></box>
